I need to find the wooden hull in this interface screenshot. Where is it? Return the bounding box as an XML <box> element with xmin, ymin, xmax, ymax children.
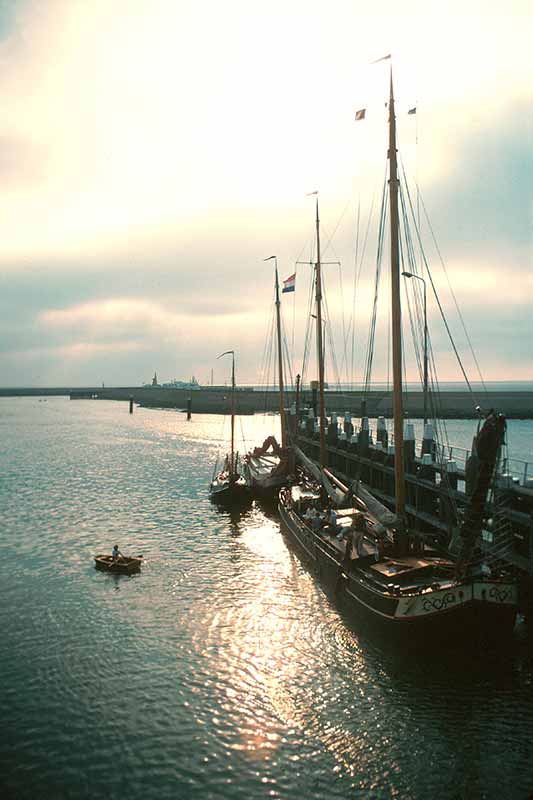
<box><xmin>278</xmin><ymin>497</ymin><xmax>518</xmax><ymax>645</ymax></box>
<box><xmin>243</xmin><ymin>455</ymin><xmax>289</xmax><ymax>501</ymax></box>
<box><xmin>209</xmin><ymin>476</ymin><xmax>250</xmax><ymax>506</ymax></box>
<box><xmin>94</xmin><ymin>555</ymin><xmax>142</xmax><ymax>574</ymax></box>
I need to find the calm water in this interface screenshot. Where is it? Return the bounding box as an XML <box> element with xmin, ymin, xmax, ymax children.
<box><xmin>2</xmin><ymin>398</ymin><xmax>533</xmax><ymax>800</ymax></box>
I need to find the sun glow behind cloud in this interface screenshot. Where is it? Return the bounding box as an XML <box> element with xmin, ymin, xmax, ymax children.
<box><xmin>0</xmin><ymin>0</ymin><xmax>531</xmax><ymax>384</ymax></box>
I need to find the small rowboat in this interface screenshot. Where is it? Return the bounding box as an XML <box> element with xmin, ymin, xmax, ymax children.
<box><xmin>94</xmin><ymin>555</ymin><xmax>142</xmax><ymax>574</ymax></box>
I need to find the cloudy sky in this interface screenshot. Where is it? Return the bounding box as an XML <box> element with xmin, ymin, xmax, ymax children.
<box><xmin>0</xmin><ymin>0</ymin><xmax>531</xmax><ymax>388</ymax></box>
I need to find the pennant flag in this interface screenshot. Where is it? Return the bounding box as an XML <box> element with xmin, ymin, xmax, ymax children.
<box><xmin>282</xmin><ymin>274</ymin><xmax>296</xmax><ymax>293</ymax></box>
<box><xmin>355</xmin><ymin>108</ymin><xmax>366</xmax><ymax>121</ymax></box>
<box><xmin>371</xmin><ymin>53</ymin><xmax>391</xmax><ymax>64</ymax></box>
<box><xmin>408</xmin><ymin>107</ymin><xmax>417</xmax><ymax>115</ymax></box>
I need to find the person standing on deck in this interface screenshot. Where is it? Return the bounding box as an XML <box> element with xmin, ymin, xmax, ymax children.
<box><xmin>351</xmin><ymin>514</ymin><xmax>367</xmax><ymax>556</ymax></box>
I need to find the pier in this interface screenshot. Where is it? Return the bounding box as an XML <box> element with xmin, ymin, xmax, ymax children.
<box><xmin>64</xmin><ymin>385</ymin><xmax>533</xmax><ymax>419</ymax></box>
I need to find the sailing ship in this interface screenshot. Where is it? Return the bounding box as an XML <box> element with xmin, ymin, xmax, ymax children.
<box><xmin>243</xmin><ymin>257</ymin><xmax>294</xmax><ymax>500</ymax></box>
<box><xmin>278</xmin><ymin>72</ymin><xmax>518</xmax><ymax>642</ymax></box>
<box><xmin>209</xmin><ymin>350</ymin><xmax>249</xmax><ymax>504</ymax></box>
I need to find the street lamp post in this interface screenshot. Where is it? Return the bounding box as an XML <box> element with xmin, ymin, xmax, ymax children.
<box><xmin>402</xmin><ymin>271</ymin><xmax>428</xmax><ymax>425</ymax></box>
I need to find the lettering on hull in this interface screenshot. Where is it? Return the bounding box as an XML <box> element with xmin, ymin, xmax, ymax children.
<box><xmin>473</xmin><ymin>582</ymin><xmax>517</xmax><ymax>604</ymax></box>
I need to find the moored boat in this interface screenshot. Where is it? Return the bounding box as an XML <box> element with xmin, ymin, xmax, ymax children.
<box><xmin>209</xmin><ymin>350</ymin><xmax>251</xmax><ymax>506</ymax></box>
<box><xmin>243</xmin><ymin>436</ymin><xmax>293</xmax><ymax>500</ymax></box>
<box><xmin>94</xmin><ymin>555</ymin><xmax>142</xmax><ymax>574</ymax></box>
<box><xmin>243</xmin><ymin>258</ymin><xmax>294</xmax><ymax>500</ymax></box>
<box><xmin>209</xmin><ymin>462</ymin><xmax>249</xmax><ymax>504</ymax></box>
<box><xmin>278</xmin><ymin>475</ymin><xmax>518</xmax><ymax>643</ymax></box>
<box><xmin>277</xmin><ymin>70</ymin><xmax>518</xmax><ymax>644</ymax></box>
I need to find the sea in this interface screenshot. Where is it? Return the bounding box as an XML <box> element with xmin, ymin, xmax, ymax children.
<box><xmin>2</xmin><ymin>396</ymin><xmax>533</xmax><ymax>800</ymax></box>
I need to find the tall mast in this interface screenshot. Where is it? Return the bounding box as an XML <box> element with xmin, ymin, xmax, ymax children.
<box><xmin>274</xmin><ymin>261</ymin><xmax>287</xmax><ymax>447</ymax></box>
<box><xmin>388</xmin><ymin>70</ymin><xmax>405</xmax><ymax>516</ymax></box>
<box><xmin>230</xmin><ymin>350</ymin><xmax>235</xmax><ymax>475</ymax></box>
<box><xmin>217</xmin><ymin>350</ymin><xmax>236</xmax><ymax>476</ymax></box>
<box><xmin>314</xmin><ymin>196</ymin><xmax>327</xmax><ymax>468</ymax></box>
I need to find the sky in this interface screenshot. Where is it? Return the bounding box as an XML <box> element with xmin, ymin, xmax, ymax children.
<box><xmin>0</xmin><ymin>0</ymin><xmax>531</xmax><ymax>388</ymax></box>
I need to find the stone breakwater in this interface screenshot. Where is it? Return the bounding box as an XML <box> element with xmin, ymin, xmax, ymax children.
<box><xmin>62</xmin><ymin>386</ymin><xmax>533</xmax><ymax>419</ymax></box>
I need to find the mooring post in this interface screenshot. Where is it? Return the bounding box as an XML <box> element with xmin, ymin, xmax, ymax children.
<box><xmin>344</xmin><ymin>411</ymin><xmax>353</xmax><ymax>439</ymax></box>
<box><xmin>288</xmin><ymin>402</ymin><xmax>297</xmax><ymax>440</ymax></box>
<box><xmin>129</xmin><ymin>395</ymin><xmax>133</xmax><ymax>414</ymax></box>
<box><xmin>385</xmin><ymin>445</ymin><xmax>396</xmax><ymax>498</ymax></box>
<box><xmin>404</xmin><ymin>422</ymin><xmax>416</xmax><ymax>469</ymax></box>
<box><xmin>422</xmin><ymin>422</ymin><xmax>435</xmax><ymax>458</ymax></box>
<box><xmin>417</xmin><ymin>453</ymin><xmax>438</xmax><ymax>515</ymax></box>
<box><xmin>306</xmin><ymin>407</ymin><xmax>315</xmax><ymax>437</ymax></box>
<box><xmin>358</xmin><ymin>417</ymin><xmax>370</xmax><ymax>455</ymax></box>
<box><xmin>376</xmin><ymin>416</ymin><xmax>388</xmax><ymax>448</ymax></box>
<box><xmin>403</xmin><ymin>422</ymin><xmax>416</xmax><ymax>507</ymax></box>
<box><xmin>371</xmin><ymin>441</ymin><xmax>386</xmax><ymax>491</ymax></box>
<box><xmin>439</xmin><ymin>460</ymin><xmax>458</xmax><ymax>532</ymax></box>
<box><xmin>328</xmin><ymin>412</ymin><xmax>338</xmax><ymax>443</ymax></box>
<box><xmin>310</xmin><ymin>380</ymin><xmax>318</xmax><ymax>417</ymax></box>
<box><xmin>187</xmin><ymin>397</ymin><xmax>192</xmax><ymax>420</ymax></box>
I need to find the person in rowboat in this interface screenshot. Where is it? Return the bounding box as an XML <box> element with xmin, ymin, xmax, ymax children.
<box><xmin>111</xmin><ymin>544</ymin><xmax>124</xmax><ymax>562</ymax></box>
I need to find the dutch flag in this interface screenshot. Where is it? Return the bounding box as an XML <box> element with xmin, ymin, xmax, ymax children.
<box><xmin>282</xmin><ymin>274</ymin><xmax>296</xmax><ymax>293</ymax></box>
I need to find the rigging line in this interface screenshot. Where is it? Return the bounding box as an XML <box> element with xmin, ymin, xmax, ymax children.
<box><xmin>279</xmin><ymin>308</ymin><xmax>289</xmax><ymax>389</ymax></box>
<box><xmin>356</xmin><ymin>172</ymin><xmax>384</xmax><ymax>286</ymax></box>
<box><xmin>417</xmin><ymin>184</ymin><xmax>488</xmax><ymax>399</ymax></box>
<box><xmin>261</xmin><ymin>315</ymin><xmax>275</xmax><ymax>415</ymax></box>
<box><xmin>320</xmin><ymin>198</ymin><xmax>352</xmax><ymax>261</ymax></box>
<box><xmin>290</xmin><ymin>284</ymin><xmax>296</xmax><ymax>367</ymax></box>
<box><xmin>363</xmin><ymin>175</ymin><xmax>388</xmax><ymax>398</ymax></box>
<box><xmin>399</xmin><ymin>185</ymin><xmax>425</xmax><ymax>390</ymax></box>
<box><xmin>346</xmin><ymin>179</ymin><xmax>381</xmax><ymax>388</ymax></box>
<box><xmin>335</xmin><ymin>259</ymin><xmax>350</xmax><ymax>387</ymax></box>
<box><xmin>302</xmin><ymin>263</ymin><xmax>315</xmax><ymax>378</ymax></box>
<box><xmin>400</xmin><ymin>159</ymin><xmax>480</xmax><ymax>406</ymax></box>
<box><xmin>279</xmin><ymin>308</ymin><xmax>295</xmax><ymax>390</ymax></box>
<box><xmin>288</xmin><ymin>234</ymin><xmax>313</xmax><ymax>371</ymax></box>
<box><xmin>351</xmin><ymin>178</ymin><xmax>381</xmax><ymax>364</ymax></box>
<box><xmin>400</xmin><ymin>197</ymin><xmax>453</xmax><ymax>463</ymax></box>
<box><xmin>402</xmin><ymin>247</ymin><xmax>423</xmax><ymax>387</ymax></box>
<box><xmin>397</xmin><ymin>223</ymin><xmax>411</xmax><ymax>415</ymax></box>
<box><xmin>257</xmin><ymin>298</ymin><xmax>276</xmax><ymax>389</ymax></box>
<box><xmin>350</xmin><ymin>196</ymin><xmax>361</xmax><ymax>388</ymax></box>
<box><xmin>399</xmin><ymin>186</ymin><xmax>450</xmax><ymax>446</ymax></box>
<box><xmin>300</xmin><ymin>260</ymin><xmax>317</xmax><ymax>390</ymax></box>
<box><xmin>386</xmin><ymin>290</ymin><xmax>391</xmax><ymax>394</ymax></box>
<box><xmin>321</xmin><ymin>275</ymin><xmax>343</xmax><ymax>391</ymax></box>
<box><xmin>282</xmin><ymin>327</ymin><xmax>295</xmax><ymax>391</ymax></box>
<box><xmin>358</xmin><ymin>171</ymin><xmax>387</xmax><ymax>391</ymax></box>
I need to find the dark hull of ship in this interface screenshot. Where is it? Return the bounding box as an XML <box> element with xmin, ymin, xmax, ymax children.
<box><xmin>244</xmin><ymin>473</ymin><xmax>287</xmax><ymax>503</ymax></box>
<box><xmin>278</xmin><ymin>500</ymin><xmax>517</xmax><ymax>645</ymax></box>
<box><xmin>209</xmin><ymin>479</ymin><xmax>250</xmax><ymax>506</ymax></box>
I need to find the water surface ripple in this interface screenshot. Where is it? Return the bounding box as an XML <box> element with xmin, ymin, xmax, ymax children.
<box><xmin>1</xmin><ymin>398</ymin><xmax>532</xmax><ymax>799</ymax></box>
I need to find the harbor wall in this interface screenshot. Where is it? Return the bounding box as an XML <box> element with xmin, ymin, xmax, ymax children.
<box><xmin>65</xmin><ymin>386</ymin><xmax>533</xmax><ymax>419</ymax></box>
<box><xmin>0</xmin><ymin>386</ymin><xmax>531</xmax><ymax>418</ymax></box>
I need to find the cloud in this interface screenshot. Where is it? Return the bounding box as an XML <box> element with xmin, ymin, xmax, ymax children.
<box><xmin>0</xmin><ymin>0</ymin><xmax>531</xmax><ymax>385</ymax></box>
<box><xmin>417</xmin><ymin>102</ymin><xmax>533</xmax><ymax>264</ymax></box>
